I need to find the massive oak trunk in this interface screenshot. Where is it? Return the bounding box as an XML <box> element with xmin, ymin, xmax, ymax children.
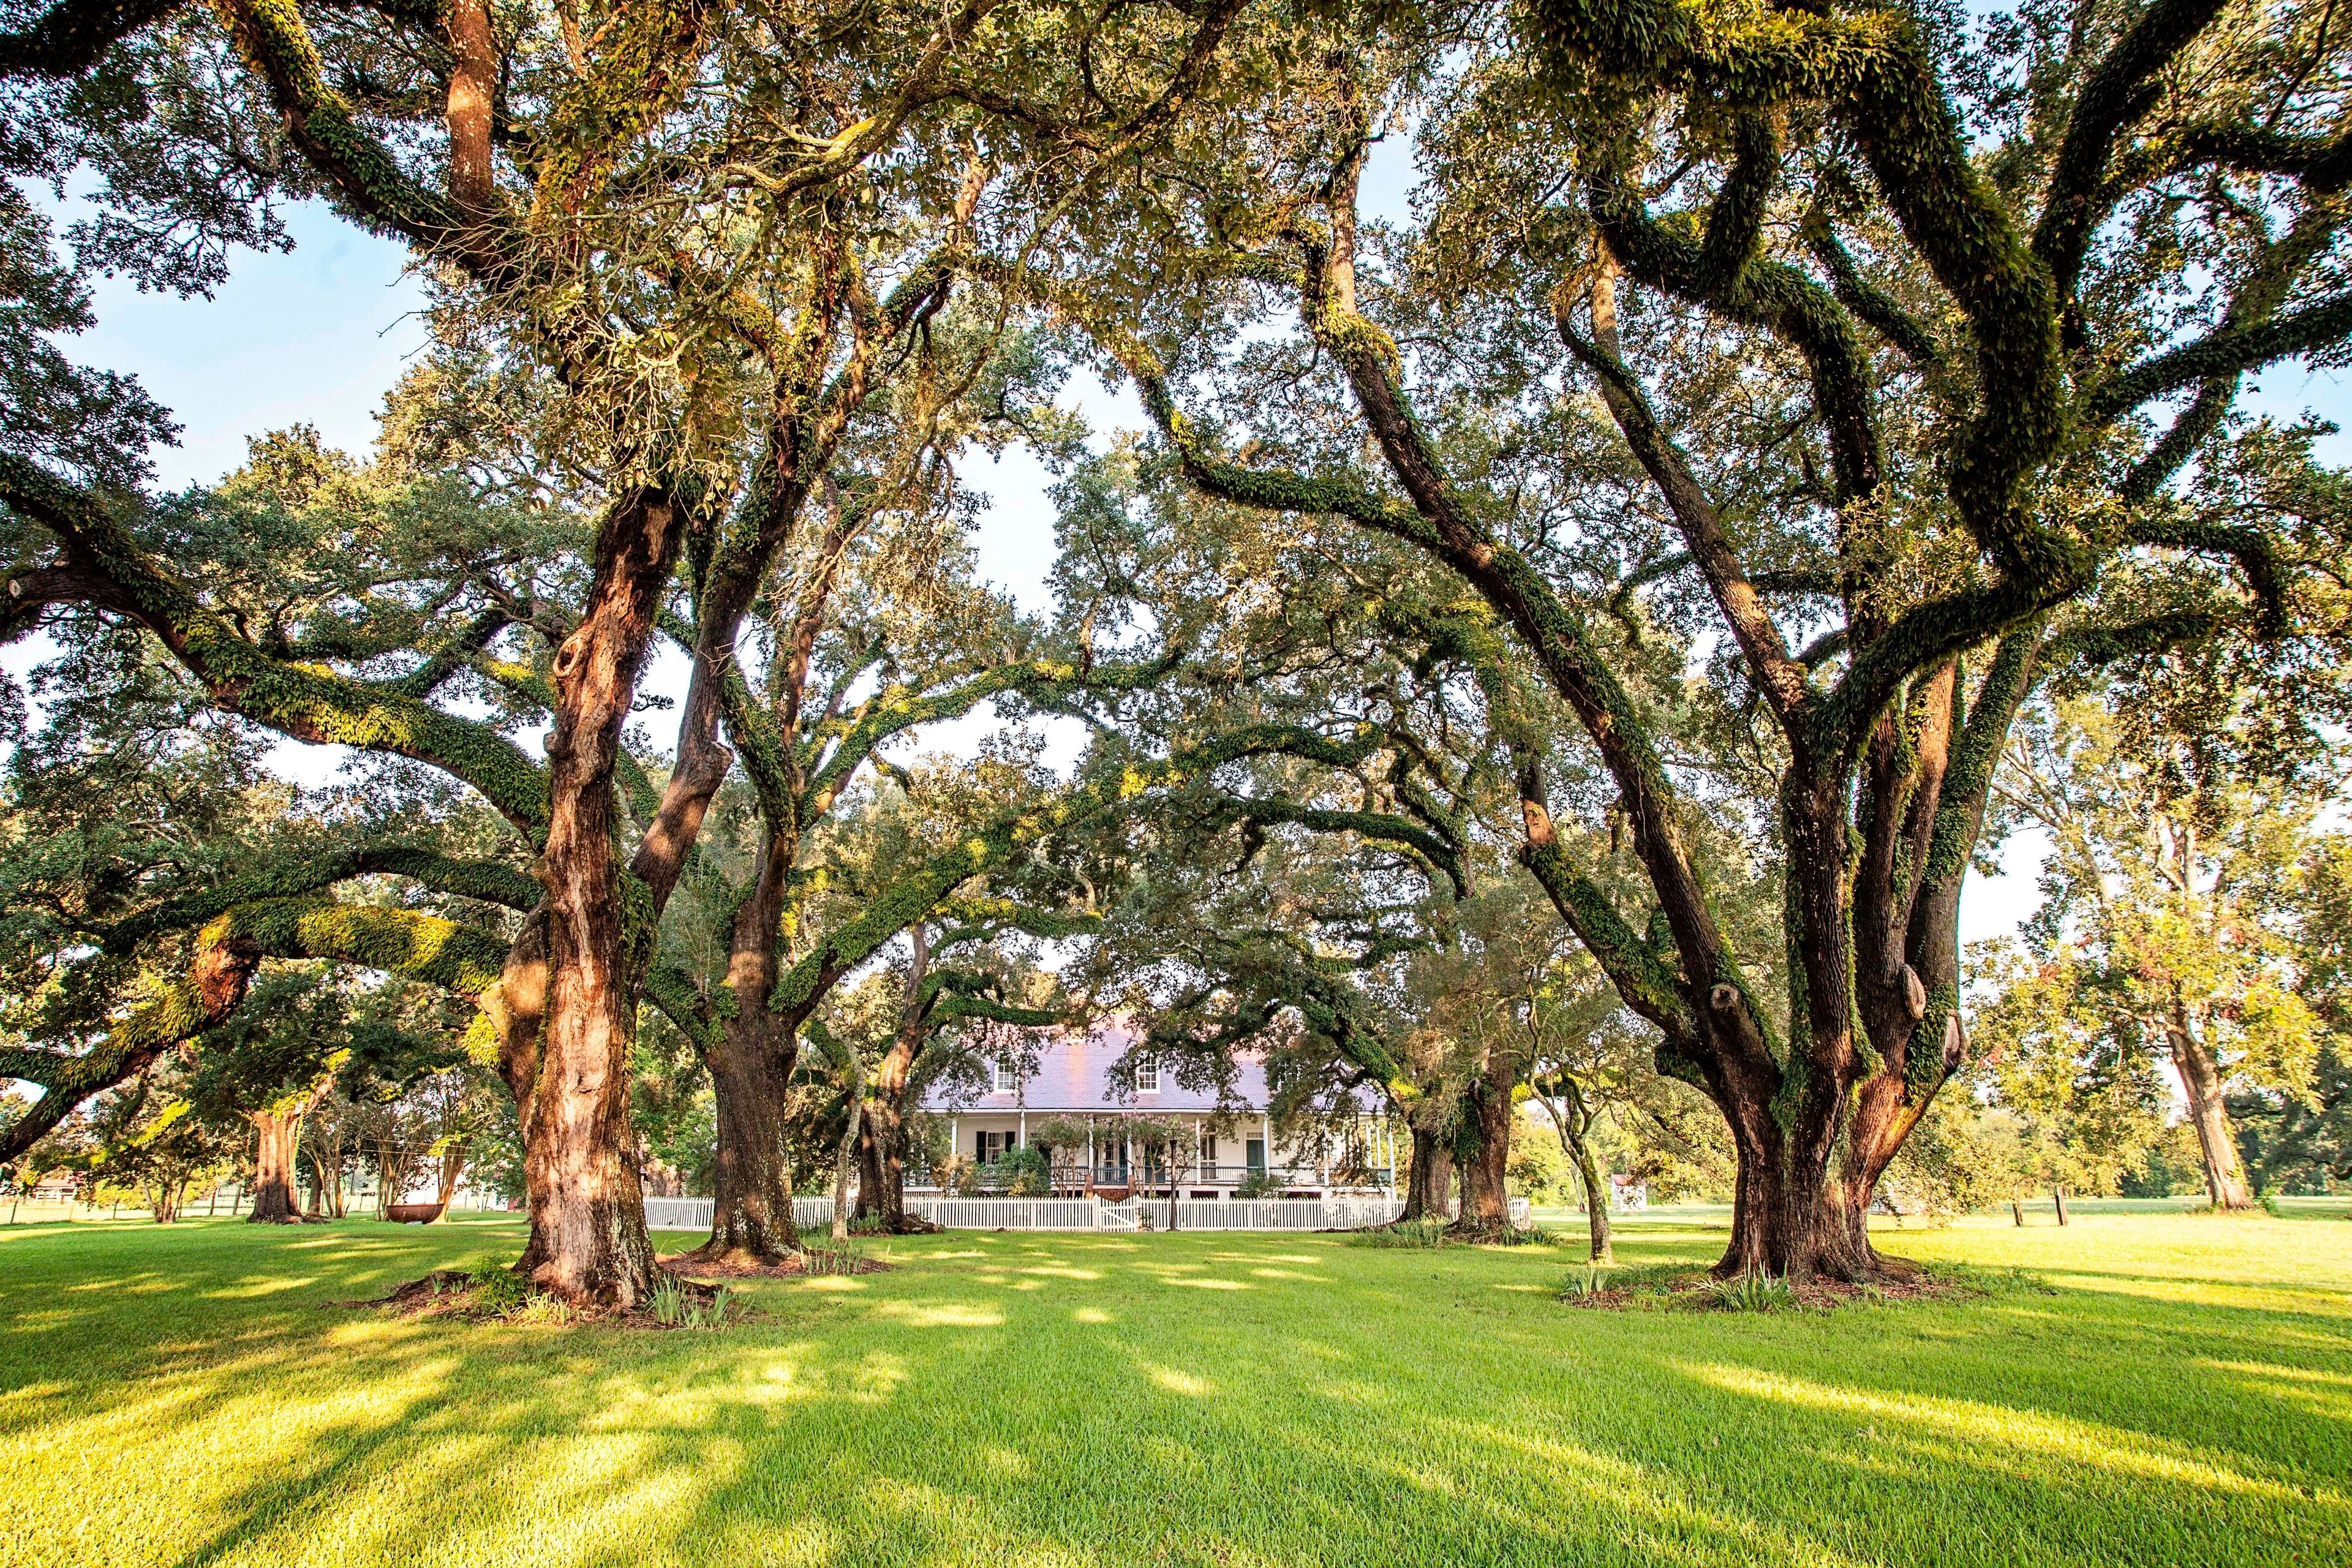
<box><xmin>247</xmin><ymin>1077</ymin><xmax>331</xmax><ymax>1226</ymax></box>
<box><xmin>247</xmin><ymin>1110</ymin><xmax>305</xmax><ymax>1224</ymax></box>
<box><xmin>511</xmin><ymin>489</ymin><xmax>682</xmax><ymax>1306</ymax></box>
<box><xmin>2171</xmin><ymin>1003</ymin><xmax>2256</xmax><ymax>1209</ymax></box>
<box><xmin>855</xmin><ymin>1094</ymin><xmax>914</xmax><ymax>1232</ymax></box>
<box><xmin>692</xmin><ymin>833</ymin><xmax>802</xmax><ymax>1262</ymax></box>
<box><xmin>1452</xmin><ymin>1056</ymin><xmax>1518</xmax><ymax>1235</ymax></box>
<box><xmin>704</xmin><ymin>1017</ymin><xmax>801</xmax><ymax>1257</ymax></box>
<box><xmin>1399</xmin><ymin>1116</ymin><xmax>1454</xmax><ymax>1223</ymax></box>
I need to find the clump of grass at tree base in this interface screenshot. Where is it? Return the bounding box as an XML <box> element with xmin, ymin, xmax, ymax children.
<box><xmin>1700</xmin><ymin>1272</ymin><xmax>1800</xmax><ymax>1313</ymax></box>
<box><xmin>1351</xmin><ymin>1215</ymin><xmax>1449</xmax><ymax>1247</ymax></box>
<box><xmin>799</xmin><ymin>1238</ymin><xmax>867</xmax><ymax>1275</ymax></box>
<box><xmin>466</xmin><ymin>1256</ymin><xmax>532</xmax><ymax>1315</ymax></box>
<box><xmin>7</xmin><ymin>1206</ymin><xmax>2350</xmax><ymax>1567</ymax></box>
<box><xmin>649</xmin><ymin>1274</ymin><xmax>738</xmax><ymax>1329</ymax></box>
<box><xmin>459</xmin><ymin>1257</ymin><xmax>577</xmax><ymax>1322</ymax></box>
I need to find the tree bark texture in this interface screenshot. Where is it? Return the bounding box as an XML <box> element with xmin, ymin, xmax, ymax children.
<box><xmin>1452</xmin><ymin>1069</ymin><xmax>1516</xmax><ymax>1235</ymax></box>
<box><xmin>1400</xmin><ymin>1120</ymin><xmax>1453</xmax><ymax>1222</ymax></box>
<box><xmin>692</xmin><ymin>833</ymin><xmax>803</xmax><ymax>1262</ymax></box>
<box><xmin>512</xmin><ymin>488</ymin><xmax>682</xmax><ymax>1306</ymax></box>
<box><xmin>2171</xmin><ymin>1005</ymin><xmax>2256</xmax><ymax>1209</ymax></box>
<box><xmin>247</xmin><ymin>1109</ymin><xmax>305</xmax><ymax>1224</ymax></box>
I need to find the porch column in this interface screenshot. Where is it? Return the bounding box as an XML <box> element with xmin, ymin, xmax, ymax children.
<box><xmin>1262</xmin><ymin>1110</ymin><xmax>1273</xmax><ymax>1182</ymax></box>
<box><xmin>1087</xmin><ymin>1122</ymin><xmax>1095</xmax><ymax>1195</ymax></box>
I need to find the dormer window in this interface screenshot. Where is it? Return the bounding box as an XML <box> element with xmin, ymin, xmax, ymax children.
<box><xmin>1134</xmin><ymin>1061</ymin><xmax>1161</xmax><ymax>1094</ymax></box>
<box><xmin>992</xmin><ymin>1061</ymin><xmax>1018</xmax><ymax>1095</ymax></box>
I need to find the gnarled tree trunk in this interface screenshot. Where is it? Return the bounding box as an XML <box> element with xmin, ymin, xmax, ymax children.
<box><xmin>854</xmin><ymin>921</ymin><xmax>929</xmax><ymax>1232</ymax></box>
<box><xmin>510</xmin><ymin>487</ymin><xmax>684</xmax><ymax>1306</ymax></box>
<box><xmin>1451</xmin><ymin>1058</ymin><xmax>1517</xmax><ymax>1237</ymax></box>
<box><xmin>688</xmin><ymin>831</ymin><xmax>802</xmax><ymax>1263</ymax></box>
<box><xmin>247</xmin><ymin>1110</ymin><xmax>304</xmax><ymax>1224</ymax></box>
<box><xmin>1398</xmin><ymin>1117</ymin><xmax>1453</xmax><ymax>1222</ymax></box>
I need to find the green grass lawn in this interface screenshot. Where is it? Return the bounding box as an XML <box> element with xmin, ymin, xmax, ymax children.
<box><xmin>2</xmin><ymin>1207</ymin><xmax>2347</xmax><ymax>1567</ymax></box>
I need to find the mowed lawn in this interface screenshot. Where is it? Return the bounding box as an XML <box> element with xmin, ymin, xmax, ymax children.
<box><xmin>2</xmin><ymin>1207</ymin><xmax>2348</xmax><ymax>1567</ymax></box>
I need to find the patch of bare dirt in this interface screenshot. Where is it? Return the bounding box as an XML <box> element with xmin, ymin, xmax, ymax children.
<box><xmin>657</xmin><ymin>1247</ymin><xmax>894</xmax><ymax>1280</ymax></box>
<box><xmin>1564</xmin><ymin>1264</ymin><xmax>1983</xmax><ymax>1313</ymax></box>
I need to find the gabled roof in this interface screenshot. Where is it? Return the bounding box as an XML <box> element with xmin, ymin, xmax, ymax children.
<box><xmin>918</xmin><ymin>1021</ymin><xmax>1270</xmax><ymax>1115</ymax></box>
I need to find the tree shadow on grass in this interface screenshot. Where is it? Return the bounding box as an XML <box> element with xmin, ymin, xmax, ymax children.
<box><xmin>2</xmin><ymin>1221</ymin><xmax>2349</xmax><ymax>1567</ymax></box>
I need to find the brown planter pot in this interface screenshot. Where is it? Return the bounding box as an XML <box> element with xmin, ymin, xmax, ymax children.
<box><xmin>385</xmin><ymin>1203</ymin><xmax>446</xmax><ymax>1224</ymax></box>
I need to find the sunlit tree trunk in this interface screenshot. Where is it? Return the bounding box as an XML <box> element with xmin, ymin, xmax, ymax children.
<box><xmin>2170</xmin><ymin>1000</ymin><xmax>2256</xmax><ymax>1209</ymax></box>
<box><xmin>247</xmin><ymin>1077</ymin><xmax>331</xmax><ymax>1225</ymax></box>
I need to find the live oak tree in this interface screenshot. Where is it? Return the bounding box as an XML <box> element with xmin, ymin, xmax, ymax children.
<box><xmin>0</xmin><ymin>0</ymin><xmax>1261</xmax><ymax>1302</ymax></box>
<box><xmin>852</xmin><ymin>914</ymin><xmax>1079</xmax><ymax>1232</ymax></box>
<box><xmin>1051</xmin><ymin>424</ymin><xmax>1766</xmax><ymax>1237</ymax></box>
<box><xmin>2234</xmin><ymin>837</ymin><xmax>2352</xmax><ymax>1191</ymax></box>
<box><xmin>192</xmin><ymin>970</ymin><xmax>359</xmax><ymax>1223</ymax></box>
<box><xmin>0</xmin><ymin>615</ymin><xmax>292</xmax><ymax>1168</ymax></box>
<box><xmin>1032</xmin><ymin>0</ymin><xmax>2352</xmax><ymax>1277</ymax></box>
<box><xmin>48</xmin><ymin>1063</ymin><xmax>238</xmax><ymax>1223</ymax></box>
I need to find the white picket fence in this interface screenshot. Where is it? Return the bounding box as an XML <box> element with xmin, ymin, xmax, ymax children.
<box><xmin>640</xmin><ymin>1193</ymin><xmax>1410</xmax><ymax>1234</ymax></box>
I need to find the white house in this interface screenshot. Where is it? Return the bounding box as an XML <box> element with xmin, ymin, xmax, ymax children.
<box><xmin>917</xmin><ymin>1023</ymin><xmax>1396</xmax><ymax>1200</ymax></box>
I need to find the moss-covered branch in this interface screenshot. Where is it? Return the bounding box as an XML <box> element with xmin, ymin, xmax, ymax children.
<box><xmin>0</xmin><ymin>456</ymin><xmax>552</xmax><ymax>834</ymax></box>
<box><xmin>2082</xmin><ymin>288</ymin><xmax>2352</xmax><ymax>427</ymax></box>
<box><xmin>2032</xmin><ymin>0</ymin><xmax>2233</xmax><ymax>307</ymax></box>
<box><xmin>1197</xmin><ymin>795</ymin><xmax>1468</xmax><ymax>900</ymax></box>
<box><xmin>1531</xmin><ymin>0</ymin><xmax>2078</xmax><ymax>587</ymax></box>
<box><xmin>102</xmin><ymin>845</ymin><xmax>538</xmax><ymax>956</ymax></box>
<box><xmin>212</xmin><ymin>898</ymin><xmax>510</xmax><ymax>996</ymax></box>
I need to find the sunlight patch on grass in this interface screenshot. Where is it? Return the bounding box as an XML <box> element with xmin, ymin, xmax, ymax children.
<box><xmin>1684</xmin><ymin>1360</ymin><xmax>2343</xmax><ymax>1506</ymax></box>
<box><xmin>3</xmin><ymin>1211</ymin><xmax>2347</xmax><ymax>1567</ymax></box>
<box><xmin>870</xmin><ymin>1299</ymin><xmax>1005</xmax><ymax>1329</ymax></box>
<box><xmin>1142</xmin><ymin>1362</ymin><xmax>1216</xmax><ymax>1396</ymax></box>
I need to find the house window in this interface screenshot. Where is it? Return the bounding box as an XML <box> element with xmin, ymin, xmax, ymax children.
<box><xmin>1201</xmin><ymin>1134</ymin><xmax>1218</xmax><ymax>1172</ymax></box>
<box><xmin>992</xmin><ymin>1061</ymin><xmax>1017</xmax><ymax>1095</ymax></box>
<box><xmin>1134</xmin><ymin>1061</ymin><xmax>1160</xmax><ymax>1093</ymax></box>
<box><xmin>1246</xmin><ymin>1138</ymin><xmax>1266</xmax><ymax>1175</ymax></box>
